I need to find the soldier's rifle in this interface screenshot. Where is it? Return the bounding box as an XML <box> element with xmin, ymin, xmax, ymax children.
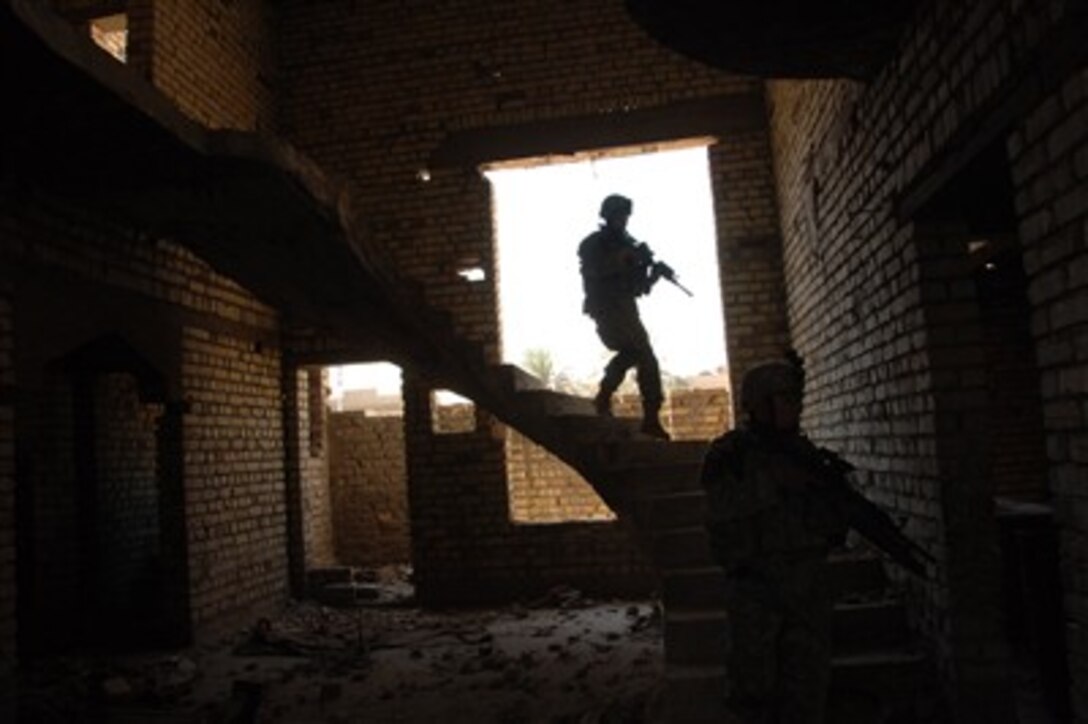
<box><xmin>634</xmin><ymin>242</ymin><xmax>693</xmax><ymax>297</ymax></box>
<box><xmin>776</xmin><ymin>435</ymin><xmax>937</xmax><ymax>578</ymax></box>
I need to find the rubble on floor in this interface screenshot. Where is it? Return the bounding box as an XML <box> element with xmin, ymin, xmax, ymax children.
<box><xmin>18</xmin><ymin>567</ymin><xmax>664</xmax><ymax>723</ymax></box>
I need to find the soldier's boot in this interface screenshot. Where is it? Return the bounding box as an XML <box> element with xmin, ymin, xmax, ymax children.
<box><xmin>640</xmin><ymin>400</ymin><xmax>669</xmax><ymax>440</ymax></box>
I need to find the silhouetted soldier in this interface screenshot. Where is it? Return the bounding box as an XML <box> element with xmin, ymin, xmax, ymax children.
<box><xmin>578</xmin><ymin>194</ymin><xmax>669</xmax><ymax>440</ymax></box>
<box><xmin>701</xmin><ymin>360</ymin><xmax>848</xmax><ymax>723</ymax></box>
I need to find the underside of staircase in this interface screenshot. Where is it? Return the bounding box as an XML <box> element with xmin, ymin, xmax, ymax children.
<box><xmin>2</xmin><ymin>2</ymin><xmax>938</xmax><ymax>719</ymax></box>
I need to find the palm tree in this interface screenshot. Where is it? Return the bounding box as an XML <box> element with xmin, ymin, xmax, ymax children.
<box><xmin>522</xmin><ymin>347</ymin><xmax>556</xmax><ymax>388</ymax></box>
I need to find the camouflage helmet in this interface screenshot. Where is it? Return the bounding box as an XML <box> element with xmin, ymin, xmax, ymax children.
<box><xmin>740</xmin><ymin>361</ymin><xmax>803</xmax><ymax>413</ymax></box>
<box><xmin>599</xmin><ymin>194</ymin><xmax>633</xmax><ymax>221</ymax></box>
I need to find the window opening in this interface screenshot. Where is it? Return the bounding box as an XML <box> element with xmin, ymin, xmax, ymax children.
<box><xmin>89</xmin><ymin>13</ymin><xmax>127</xmax><ymax>62</ymax></box>
<box><xmin>431</xmin><ymin>389</ymin><xmax>476</xmax><ymax>434</ymax></box>
<box><xmin>328</xmin><ymin>362</ymin><xmax>403</xmax><ymax>416</ymax></box>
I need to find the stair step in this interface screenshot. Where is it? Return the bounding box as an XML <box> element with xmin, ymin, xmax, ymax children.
<box><xmin>552</xmin><ymin>414</ymin><xmax>645</xmax><ymax>442</ymax></box>
<box><xmin>653</xmin><ymin>526</ymin><xmax>714</xmax><ymax>568</ymax></box>
<box><xmin>516</xmin><ymin>389</ymin><xmax>595</xmax><ymax>416</ymax></box>
<box><xmin>663</xmin><ymin>611</ymin><xmax>727</xmax><ymax>667</ymax></box>
<box><xmin>494</xmin><ymin>364</ymin><xmax>546</xmax><ymax>392</ymax></box>
<box><xmin>831</xmin><ymin>650</ymin><xmax>930</xmax><ymax>700</ymax></box>
<box><xmin>833</xmin><ymin>599</ymin><xmax>909</xmax><ymax>653</ymax></box>
<box><xmin>663</xmin><ymin>653</ymin><xmax>929</xmax><ymax>721</ymax></box>
<box><xmin>663</xmin><ymin>555</ymin><xmax>888</xmax><ymax>610</ymax></box>
<box><xmin>662</xmin><ymin>566</ymin><xmax>726</xmax><ymax>610</ymax></box>
<box><xmin>640</xmin><ymin>489</ymin><xmax>707</xmax><ymax>531</ymax></box>
<box><xmin>577</xmin><ymin>439</ymin><xmax>708</xmax><ymax>469</ymax></box>
<box><xmin>660</xmin><ymin>665</ymin><xmax>730</xmax><ymax>723</ymax></box>
<box><xmin>663</xmin><ymin>599</ymin><xmax>909</xmax><ymax>666</ymax></box>
<box><xmin>607</xmin><ymin>462</ymin><xmax>703</xmax><ymax>497</ymax></box>
<box><xmin>827</xmin><ymin>553</ymin><xmax>888</xmax><ymax>598</ymax></box>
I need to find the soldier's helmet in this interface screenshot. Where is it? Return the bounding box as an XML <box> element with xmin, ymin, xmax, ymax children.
<box><xmin>599</xmin><ymin>194</ymin><xmax>633</xmax><ymax>221</ymax></box>
<box><xmin>740</xmin><ymin>361</ymin><xmax>803</xmax><ymax>413</ymax></box>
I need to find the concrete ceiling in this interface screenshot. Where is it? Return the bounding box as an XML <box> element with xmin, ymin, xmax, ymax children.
<box><xmin>625</xmin><ymin>0</ymin><xmax>920</xmax><ymax>80</ymax></box>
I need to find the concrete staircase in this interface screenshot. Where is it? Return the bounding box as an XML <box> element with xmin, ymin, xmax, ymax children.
<box><xmin>493</xmin><ymin>367</ymin><xmax>938</xmax><ymax>722</ymax></box>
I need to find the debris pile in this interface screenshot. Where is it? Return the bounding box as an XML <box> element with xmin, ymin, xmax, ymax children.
<box><xmin>15</xmin><ymin>572</ymin><xmax>663</xmax><ymax>723</ymax></box>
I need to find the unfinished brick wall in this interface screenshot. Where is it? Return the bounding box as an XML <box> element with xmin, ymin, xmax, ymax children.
<box><xmin>325</xmin><ymin>388</ymin><xmax>732</xmax><ymax>552</ymax></box>
<box><xmin>92</xmin><ymin>373</ymin><xmax>163</xmax><ymax>630</ymax></box>
<box><xmin>277</xmin><ymin>0</ymin><xmax>777</xmax><ymax>604</ymax></box>
<box><xmin>402</xmin><ymin>376</ymin><xmax>656</xmax><ymax>603</ymax></box>
<box><xmin>141</xmin><ymin>0</ymin><xmax>277</xmax><ymax>132</ymax></box>
<box><xmin>1009</xmin><ymin>65</ymin><xmax>1088</xmax><ymax>718</ymax></box>
<box><xmin>182</xmin><ymin>327</ymin><xmax>286</xmax><ymax>631</ymax></box>
<box><xmin>767</xmin><ymin>0</ymin><xmax>1083</xmax><ymax>716</ymax></box>
<box><xmin>296</xmin><ymin>368</ymin><xmax>335</xmax><ymax>570</ymax></box>
<box><xmin>507</xmin><ymin>389</ymin><xmax>732</xmax><ymax>523</ymax></box>
<box><xmin>328</xmin><ymin>412</ymin><xmax>410</xmax><ymax>567</ymax></box>
<box><xmin>0</xmin><ymin>284</ymin><xmax>11</xmax><ymax>723</ymax></box>
<box><xmin>0</xmin><ymin>183</ymin><xmax>287</xmax><ymax>647</ymax></box>
<box><xmin>711</xmin><ymin>133</ymin><xmax>792</xmax><ymax>400</ymax></box>
<box><xmin>0</xmin><ymin>285</ymin><xmax>11</xmax><ymax>673</ymax></box>
<box><xmin>506</xmin><ymin>429</ymin><xmax>613</xmax><ymax>524</ymax></box>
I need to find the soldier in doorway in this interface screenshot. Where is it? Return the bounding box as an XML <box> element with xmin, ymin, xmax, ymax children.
<box><xmin>578</xmin><ymin>193</ymin><xmax>669</xmax><ymax>440</ymax></box>
<box><xmin>700</xmin><ymin>358</ymin><xmax>848</xmax><ymax>723</ymax></box>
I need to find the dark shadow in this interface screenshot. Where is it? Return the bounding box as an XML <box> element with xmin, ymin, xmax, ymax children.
<box><xmin>17</xmin><ymin>333</ymin><xmax>189</xmax><ymax>658</ymax></box>
<box><xmin>919</xmin><ymin>141</ymin><xmax>1069</xmax><ymax>721</ymax></box>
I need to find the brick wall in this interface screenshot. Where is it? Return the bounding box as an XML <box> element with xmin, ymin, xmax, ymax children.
<box><xmin>767</xmin><ymin>0</ymin><xmax>1082</xmax><ymax>716</ymax></box>
<box><xmin>507</xmin><ymin>389</ymin><xmax>732</xmax><ymax>524</ymax></box>
<box><xmin>143</xmin><ymin>0</ymin><xmax>277</xmax><ymax>132</ymax></box>
<box><xmin>0</xmin><ymin>283</ymin><xmax>10</xmax><ymax>724</ymax></box>
<box><xmin>0</xmin><ymin>184</ymin><xmax>287</xmax><ymax>647</ymax></box>
<box><xmin>402</xmin><ymin>375</ymin><xmax>656</xmax><ymax>604</ymax></box>
<box><xmin>505</xmin><ymin>429</ymin><xmax>614</xmax><ymax>524</ymax></box>
<box><xmin>277</xmin><ymin>0</ymin><xmax>773</xmax><ymax>605</ymax></box>
<box><xmin>1009</xmin><ymin>64</ymin><xmax>1088</xmax><ymax>718</ymax></box>
<box><xmin>298</xmin><ymin>368</ymin><xmax>335</xmax><ymax>569</ymax></box>
<box><xmin>0</xmin><ymin>283</ymin><xmax>10</xmax><ymax>683</ymax></box>
<box><xmin>326</xmin><ymin>388</ymin><xmax>731</xmax><ymax>560</ymax></box>
<box><xmin>182</xmin><ymin>327</ymin><xmax>286</xmax><ymax>631</ymax></box>
<box><xmin>711</xmin><ymin>133</ymin><xmax>792</xmax><ymax>401</ymax></box>
<box><xmin>328</xmin><ymin>412</ymin><xmax>410</xmax><ymax>567</ymax></box>
<box><xmin>92</xmin><ymin>373</ymin><xmax>163</xmax><ymax>631</ymax></box>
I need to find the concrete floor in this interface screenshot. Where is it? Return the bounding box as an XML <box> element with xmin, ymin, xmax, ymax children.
<box><xmin>21</xmin><ymin>574</ymin><xmax>663</xmax><ymax>723</ymax></box>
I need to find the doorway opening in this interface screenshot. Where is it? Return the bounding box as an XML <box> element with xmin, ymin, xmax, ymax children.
<box><xmin>485</xmin><ymin>142</ymin><xmax>730</xmax><ymax>523</ymax></box>
<box><xmin>324</xmin><ymin>362</ymin><xmax>413</xmax><ymax>572</ymax></box>
<box><xmin>17</xmin><ymin>334</ymin><xmax>188</xmax><ymax>657</ymax></box>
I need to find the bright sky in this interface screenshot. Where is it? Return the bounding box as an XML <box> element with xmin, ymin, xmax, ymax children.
<box><xmin>330</xmin><ymin>144</ymin><xmax>728</xmax><ymax>399</ymax></box>
<box><xmin>487</xmin><ymin>144</ymin><xmax>728</xmax><ymax>384</ymax></box>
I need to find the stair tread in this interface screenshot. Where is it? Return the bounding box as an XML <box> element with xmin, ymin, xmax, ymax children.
<box><xmin>666</xmin><ymin>596</ymin><xmax>903</xmax><ymax>619</ymax></box>
<box><xmin>833</xmin><ymin>650</ymin><xmax>927</xmax><ymax>666</ymax></box>
<box><xmin>667</xmin><ymin>648</ymin><xmax>925</xmax><ymax>678</ymax></box>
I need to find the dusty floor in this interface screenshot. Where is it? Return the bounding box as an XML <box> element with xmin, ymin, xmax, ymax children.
<box><xmin>20</xmin><ymin>571</ymin><xmax>663</xmax><ymax>723</ymax></box>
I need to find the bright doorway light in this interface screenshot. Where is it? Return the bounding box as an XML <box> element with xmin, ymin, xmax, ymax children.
<box><xmin>485</xmin><ymin>145</ymin><xmax>728</xmax><ymax>391</ymax></box>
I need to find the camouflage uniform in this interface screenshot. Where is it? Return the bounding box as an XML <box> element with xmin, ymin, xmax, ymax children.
<box><xmin>701</xmin><ymin>363</ymin><xmax>846</xmax><ymax>723</ymax></box>
<box><xmin>578</xmin><ymin>205</ymin><xmax>663</xmax><ymax>424</ymax></box>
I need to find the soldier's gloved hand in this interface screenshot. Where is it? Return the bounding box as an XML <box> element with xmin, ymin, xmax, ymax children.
<box><xmin>634</xmin><ymin>242</ymin><xmax>654</xmax><ymax>264</ymax></box>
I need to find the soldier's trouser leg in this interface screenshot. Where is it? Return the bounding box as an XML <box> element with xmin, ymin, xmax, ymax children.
<box><xmin>724</xmin><ymin>588</ymin><xmax>781</xmax><ymax>722</ymax></box>
<box><xmin>601</xmin><ymin>349</ymin><xmax>638</xmax><ymax>394</ymax></box>
<box><xmin>593</xmin><ymin>299</ymin><xmax>665</xmax><ymax>428</ymax></box>
<box><xmin>634</xmin><ymin>344</ymin><xmax>662</xmax><ymax>413</ymax></box>
<box><xmin>776</xmin><ymin>579</ymin><xmax>832</xmax><ymax>724</ymax></box>
<box><xmin>594</xmin><ymin>350</ymin><xmax>637</xmax><ymax>414</ymax></box>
